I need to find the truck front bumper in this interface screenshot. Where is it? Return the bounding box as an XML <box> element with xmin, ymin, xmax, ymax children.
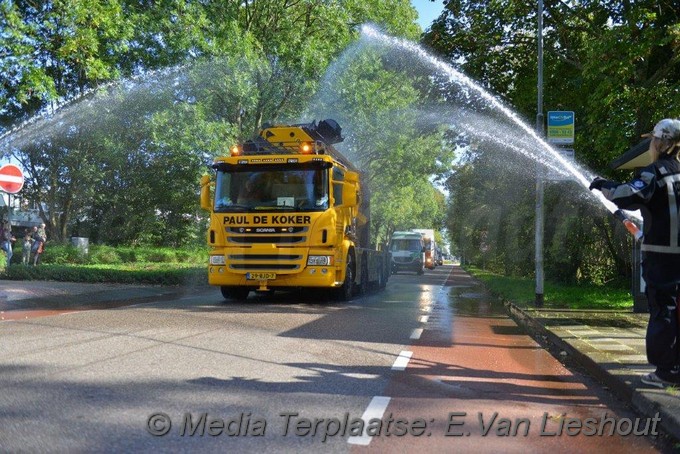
<box><xmin>208</xmin><ymin>265</ymin><xmax>341</xmax><ymax>288</ymax></box>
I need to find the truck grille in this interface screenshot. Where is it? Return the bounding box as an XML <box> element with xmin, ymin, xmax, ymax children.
<box><xmin>230</xmin><ymin>263</ymin><xmax>300</xmax><ymax>270</ymax></box>
<box><xmin>229</xmin><ymin>236</ymin><xmax>305</xmax><ymax>244</ymax></box>
<box><xmin>226</xmin><ymin>224</ymin><xmax>309</xmax><ymax>271</ymax></box>
<box><xmin>229</xmin><ymin>254</ymin><xmax>302</xmax><ymax>261</ymax></box>
<box><xmin>227</xmin><ymin>251</ymin><xmax>304</xmax><ymax>273</ymax></box>
<box><xmin>228</xmin><ymin>227</ymin><xmax>307</xmax><ymax>234</ymax></box>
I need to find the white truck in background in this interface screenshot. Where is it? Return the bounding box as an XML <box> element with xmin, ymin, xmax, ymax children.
<box><xmin>389</xmin><ymin>231</ymin><xmax>425</xmax><ymax>275</ymax></box>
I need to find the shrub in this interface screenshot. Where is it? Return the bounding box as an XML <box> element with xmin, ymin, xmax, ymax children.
<box><xmin>175</xmin><ymin>251</ymin><xmax>191</xmax><ymax>262</ymax></box>
<box><xmin>3</xmin><ymin>263</ymin><xmax>206</xmax><ymax>285</ymax></box>
<box><xmin>2</xmin><ymin>243</ymin><xmax>208</xmax><ymax>284</ymax></box>
<box><xmin>43</xmin><ymin>244</ymin><xmax>88</xmax><ymax>265</ymax></box>
<box><xmin>116</xmin><ymin>249</ymin><xmax>138</xmax><ymax>263</ymax></box>
<box><xmin>146</xmin><ymin>251</ymin><xmax>174</xmax><ymax>263</ymax></box>
<box><xmin>89</xmin><ymin>246</ymin><xmax>123</xmax><ymax>264</ymax></box>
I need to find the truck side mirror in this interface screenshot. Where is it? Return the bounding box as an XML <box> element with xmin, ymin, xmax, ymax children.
<box><xmin>200</xmin><ymin>174</ymin><xmax>212</xmax><ymax>211</ymax></box>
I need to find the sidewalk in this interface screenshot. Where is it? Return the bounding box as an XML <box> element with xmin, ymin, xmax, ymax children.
<box><xmin>507</xmin><ymin>303</ymin><xmax>680</xmax><ymax>445</ymax></box>
<box><xmin>0</xmin><ymin>280</ymin><xmax>183</xmax><ymax>319</ymax></box>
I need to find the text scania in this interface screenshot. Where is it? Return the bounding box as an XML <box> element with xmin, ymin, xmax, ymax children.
<box><xmin>223</xmin><ymin>215</ymin><xmax>311</xmax><ymax>225</ymax></box>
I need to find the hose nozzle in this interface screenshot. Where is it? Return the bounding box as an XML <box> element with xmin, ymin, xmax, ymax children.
<box><xmin>614</xmin><ymin>210</ymin><xmax>643</xmax><ymax>241</ymax></box>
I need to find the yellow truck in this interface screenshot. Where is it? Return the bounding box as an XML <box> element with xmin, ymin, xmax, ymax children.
<box><xmin>200</xmin><ymin>119</ymin><xmax>390</xmax><ymax>301</ymax></box>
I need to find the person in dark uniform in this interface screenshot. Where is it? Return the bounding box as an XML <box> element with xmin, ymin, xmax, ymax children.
<box><xmin>590</xmin><ymin>118</ymin><xmax>680</xmax><ymax>388</ymax></box>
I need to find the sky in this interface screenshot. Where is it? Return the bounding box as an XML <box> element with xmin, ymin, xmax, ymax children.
<box><xmin>411</xmin><ymin>0</ymin><xmax>446</xmax><ymax>31</ymax></box>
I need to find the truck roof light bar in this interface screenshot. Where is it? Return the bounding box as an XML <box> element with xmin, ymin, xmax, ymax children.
<box><xmin>224</xmin><ymin>119</ymin><xmax>358</xmax><ymax>172</ymax></box>
<box><xmin>235</xmin><ymin>137</ymin><xmax>327</xmax><ymax>156</ymax></box>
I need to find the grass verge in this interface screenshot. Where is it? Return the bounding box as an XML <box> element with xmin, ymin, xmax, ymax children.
<box><xmin>464</xmin><ymin>265</ymin><xmax>634</xmax><ymax>311</ymax></box>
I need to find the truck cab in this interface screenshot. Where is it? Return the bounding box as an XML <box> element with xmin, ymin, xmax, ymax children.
<box><xmin>389</xmin><ymin>231</ymin><xmax>425</xmax><ymax>275</ymax></box>
<box><xmin>200</xmin><ymin>119</ymin><xmax>390</xmax><ymax>301</ymax></box>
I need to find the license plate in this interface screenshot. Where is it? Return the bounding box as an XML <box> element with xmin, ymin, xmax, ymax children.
<box><xmin>246</xmin><ymin>272</ymin><xmax>276</xmax><ymax>280</ymax></box>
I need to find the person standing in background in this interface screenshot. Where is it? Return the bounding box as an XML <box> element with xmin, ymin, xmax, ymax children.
<box><xmin>32</xmin><ymin>223</ymin><xmax>47</xmax><ymax>266</ymax></box>
<box><xmin>1</xmin><ymin>222</ymin><xmax>16</xmax><ymax>268</ymax></box>
<box><xmin>22</xmin><ymin>229</ymin><xmax>33</xmax><ymax>265</ymax></box>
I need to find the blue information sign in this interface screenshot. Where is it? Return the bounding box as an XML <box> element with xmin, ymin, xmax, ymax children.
<box><xmin>547</xmin><ymin>111</ymin><xmax>575</xmax><ymax>144</ymax></box>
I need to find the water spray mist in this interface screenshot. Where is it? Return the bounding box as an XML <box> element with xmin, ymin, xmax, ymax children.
<box><xmin>359</xmin><ymin>24</ymin><xmax>641</xmax><ymax>223</ymax></box>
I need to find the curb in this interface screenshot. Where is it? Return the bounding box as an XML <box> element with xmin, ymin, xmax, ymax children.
<box><xmin>505</xmin><ymin>301</ymin><xmax>680</xmax><ymax>447</ymax></box>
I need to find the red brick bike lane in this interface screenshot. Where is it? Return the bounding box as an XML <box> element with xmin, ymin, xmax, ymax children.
<box><xmin>352</xmin><ymin>266</ymin><xmax>662</xmax><ymax>453</ymax></box>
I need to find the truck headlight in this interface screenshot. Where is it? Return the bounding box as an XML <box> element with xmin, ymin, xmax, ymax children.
<box><xmin>307</xmin><ymin>255</ymin><xmax>333</xmax><ymax>266</ymax></box>
<box><xmin>210</xmin><ymin>255</ymin><xmax>226</xmax><ymax>265</ymax></box>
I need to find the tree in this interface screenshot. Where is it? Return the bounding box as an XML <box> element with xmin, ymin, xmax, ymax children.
<box><xmin>1</xmin><ymin>0</ymin><xmax>133</xmax><ymax>124</ymax></box>
<box><xmin>2</xmin><ymin>0</ymin><xmax>427</xmax><ymax>245</ymax></box>
<box><xmin>423</xmin><ymin>0</ymin><xmax>680</xmax><ymax>284</ymax></box>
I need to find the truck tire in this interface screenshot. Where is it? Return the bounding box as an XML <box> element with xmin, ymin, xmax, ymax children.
<box><xmin>376</xmin><ymin>259</ymin><xmax>385</xmax><ymax>289</ymax></box>
<box><xmin>358</xmin><ymin>258</ymin><xmax>369</xmax><ymax>295</ymax></box>
<box><xmin>417</xmin><ymin>266</ymin><xmax>425</xmax><ymax>275</ymax></box>
<box><xmin>335</xmin><ymin>252</ymin><xmax>354</xmax><ymax>301</ymax></box>
<box><xmin>221</xmin><ymin>286</ymin><xmax>250</xmax><ymax>301</ymax></box>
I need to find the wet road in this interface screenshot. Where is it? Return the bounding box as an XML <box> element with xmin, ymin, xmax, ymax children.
<box><xmin>0</xmin><ymin>266</ymin><xmax>663</xmax><ymax>452</ymax></box>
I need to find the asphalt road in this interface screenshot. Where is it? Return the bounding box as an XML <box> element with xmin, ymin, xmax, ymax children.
<box><xmin>0</xmin><ymin>266</ymin><xmax>665</xmax><ymax>452</ymax></box>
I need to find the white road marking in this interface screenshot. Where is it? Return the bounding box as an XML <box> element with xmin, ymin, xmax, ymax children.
<box><xmin>347</xmin><ymin>396</ymin><xmax>391</xmax><ymax>446</ymax></box>
<box><xmin>300</xmin><ymin>269</ymin><xmax>450</xmax><ymax>446</ymax></box>
<box><xmin>391</xmin><ymin>350</ymin><xmax>413</xmax><ymax>371</ymax></box>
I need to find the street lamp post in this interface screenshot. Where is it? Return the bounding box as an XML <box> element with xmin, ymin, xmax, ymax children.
<box><xmin>535</xmin><ymin>0</ymin><xmax>544</xmax><ymax>307</ymax></box>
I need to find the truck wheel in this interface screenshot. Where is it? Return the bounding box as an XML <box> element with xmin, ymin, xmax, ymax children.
<box><xmin>358</xmin><ymin>259</ymin><xmax>369</xmax><ymax>295</ymax></box>
<box><xmin>220</xmin><ymin>286</ymin><xmax>249</xmax><ymax>301</ymax></box>
<box><xmin>376</xmin><ymin>260</ymin><xmax>385</xmax><ymax>289</ymax></box>
<box><xmin>417</xmin><ymin>267</ymin><xmax>425</xmax><ymax>275</ymax></box>
<box><xmin>335</xmin><ymin>253</ymin><xmax>354</xmax><ymax>301</ymax></box>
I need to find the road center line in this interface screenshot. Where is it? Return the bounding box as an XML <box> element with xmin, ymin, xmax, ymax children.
<box><xmin>347</xmin><ymin>396</ymin><xmax>391</xmax><ymax>446</ymax></box>
<box><xmin>410</xmin><ymin>328</ymin><xmax>423</xmax><ymax>339</ymax></box>
<box><xmin>419</xmin><ymin>315</ymin><xmax>429</xmax><ymax>323</ymax></box>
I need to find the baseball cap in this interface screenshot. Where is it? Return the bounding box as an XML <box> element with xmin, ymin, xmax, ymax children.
<box><xmin>642</xmin><ymin>118</ymin><xmax>680</xmax><ymax>141</ymax></box>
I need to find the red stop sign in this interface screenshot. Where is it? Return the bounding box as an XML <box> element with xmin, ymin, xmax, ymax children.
<box><xmin>0</xmin><ymin>164</ymin><xmax>25</xmax><ymax>194</ymax></box>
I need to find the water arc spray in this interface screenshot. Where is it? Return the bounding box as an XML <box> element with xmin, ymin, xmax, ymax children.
<box><xmin>359</xmin><ymin>25</ymin><xmax>644</xmax><ymax>239</ymax></box>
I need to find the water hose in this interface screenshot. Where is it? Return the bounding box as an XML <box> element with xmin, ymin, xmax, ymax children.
<box><xmin>588</xmin><ymin>184</ymin><xmax>643</xmax><ymax>240</ymax></box>
<box><xmin>613</xmin><ymin>209</ymin><xmax>643</xmax><ymax>241</ymax></box>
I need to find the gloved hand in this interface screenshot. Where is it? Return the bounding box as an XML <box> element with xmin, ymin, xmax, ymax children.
<box><xmin>589</xmin><ymin>177</ymin><xmax>608</xmax><ymax>191</ymax></box>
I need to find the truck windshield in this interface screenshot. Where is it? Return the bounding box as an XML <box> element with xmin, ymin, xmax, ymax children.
<box><xmin>391</xmin><ymin>239</ymin><xmax>422</xmax><ymax>252</ymax></box>
<box><xmin>214</xmin><ymin>164</ymin><xmax>329</xmax><ymax>212</ymax></box>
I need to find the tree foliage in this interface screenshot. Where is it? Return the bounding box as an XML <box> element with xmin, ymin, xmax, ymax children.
<box><xmin>1</xmin><ymin>0</ymin><xmax>440</xmax><ymax>246</ymax></box>
<box><xmin>425</xmin><ymin>0</ymin><xmax>680</xmax><ymax>284</ymax></box>
<box><xmin>307</xmin><ymin>41</ymin><xmax>452</xmax><ymax>246</ymax></box>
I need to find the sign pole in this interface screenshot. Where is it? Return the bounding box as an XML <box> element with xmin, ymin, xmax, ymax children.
<box><xmin>535</xmin><ymin>0</ymin><xmax>544</xmax><ymax>308</ymax></box>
